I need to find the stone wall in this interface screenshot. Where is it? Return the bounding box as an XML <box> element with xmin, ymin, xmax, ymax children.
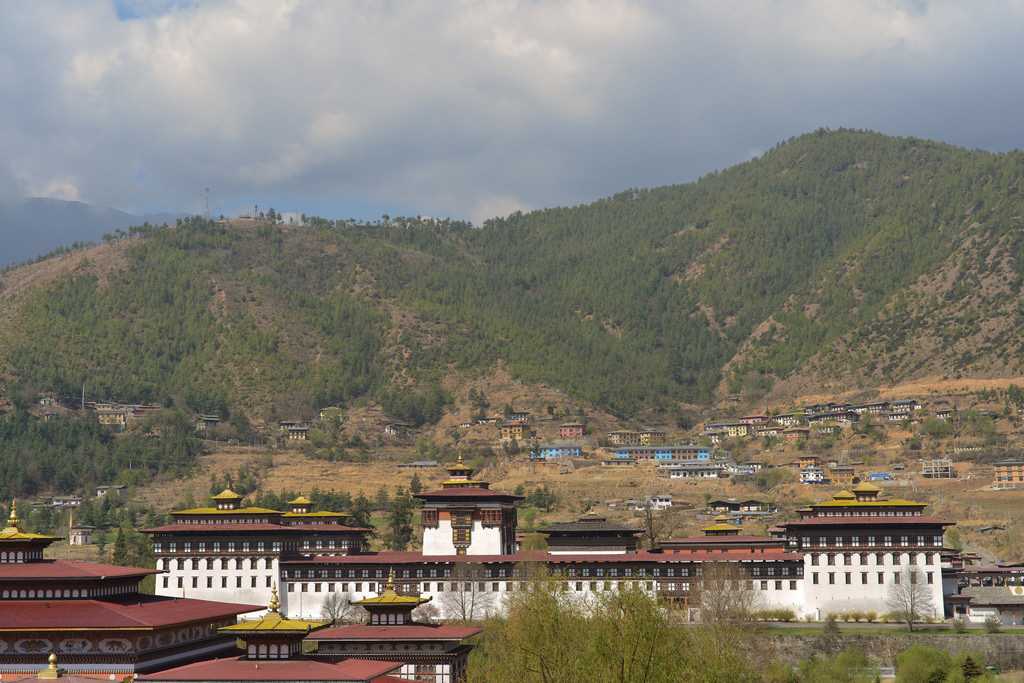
<box><xmin>761</xmin><ymin>632</ymin><xmax>1024</xmax><ymax>670</ymax></box>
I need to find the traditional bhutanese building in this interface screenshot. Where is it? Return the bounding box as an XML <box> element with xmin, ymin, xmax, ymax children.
<box><xmin>308</xmin><ymin>570</ymin><xmax>480</xmax><ymax>683</ymax></box>
<box><xmin>144</xmin><ymin>491</ymin><xmax>372</xmax><ymax>614</ymax></box>
<box><xmin>0</xmin><ymin>501</ymin><xmax>259</xmax><ymax>679</ymax></box>
<box><xmin>779</xmin><ymin>482</ymin><xmax>952</xmax><ymax>620</ymax></box>
<box><xmin>539</xmin><ymin>515</ymin><xmax>641</xmax><ymax>554</ymax></box>
<box><xmin>138</xmin><ymin>589</ymin><xmax>404</xmax><ymax>683</ymax></box>
<box><xmin>415</xmin><ymin>457</ymin><xmax>521</xmax><ymax>556</ymax></box>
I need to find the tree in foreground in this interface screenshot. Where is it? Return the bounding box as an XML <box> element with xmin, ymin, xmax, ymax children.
<box><xmin>466</xmin><ymin>566</ymin><xmax>758</xmax><ymax>683</ymax></box>
<box><xmin>886</xmin><ymin>567</ymin><xmax>934</xmax><ymax>632</ymax></box>
<box><xmin>320</xmin><ymin>591</ymin><xmax>362</xmax><ymax>625</ymax></box>
<box><xmin>698</xmin><ymin>562</ymin><xmax>761</xmax><ymax>624</ymax></box>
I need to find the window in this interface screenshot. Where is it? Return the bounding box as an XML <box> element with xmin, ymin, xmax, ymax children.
<box><xmin>760</xmin><ymin>581</ymin><xmax>768</xmax><ymax>590</ymax></box>
<box><xmin>845</xmin><ymin>572</ymin><xmax>851</xmax><ymax>585</ymax></box>
<box><xmin>893</xmin><ymin>573</ymin><xmax>901</xmax><ymax>585</ymax></box>
<box><xmin>861</xmin><ymin>573</ymin><xmax>868</xmax><ymax>585</ymax></box>
<box><xmin>207</xmin><ymin>577</ymin><xmax>213</xmax><ymax>588</ymax></box>
<box><xmin>812</xmin><ymin>573</ymin><xmax>819</xmax><ymax>585</ymax></box>
<box><xmin>828</xmin><ymin>573</ymin><xmax>835</xmax><ymax>585</ymax></box>
<box><xmin>878</xmin><ymin>572</ymin><xmax>884</xmax><ymax>584</ymax></box>
<box><xmin>222</xmin><ymin>577</ymin><xmax>227</xmax><ymax>588</ymax></box>
<box><xmin>867</xmin><ymin>536</ymin><xmax>876</xmax><ymax>547</ymax></box>
<box><xmin>926</xmin><ymin>572</ymin><xmax>934</xmax><ymax>585</ymax></box>
<box><xmin>775</xmin><ymin>580</ymin><xmax>782</xmax><ymax>590</ymax></box>
<box><xmin>811</xmin><ymin>555</ymin><xmax>818</xmax><ymax>566</ymax></box>
<box><xmin>933</xmin><ymin>535</ymin><xmax>943</xmax><ymax>547</ymax></box>
<box><xmin>851</xmin><ymin>536</ymin><xmax>860</xmax><ymax>546</ymax></box>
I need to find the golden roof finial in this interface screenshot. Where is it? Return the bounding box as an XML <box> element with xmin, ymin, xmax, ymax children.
<box><xmin>456</xmin><ymin>454</ymin><xmax>464</xmax><ymax>465</ymax></box>
<box><xmin>385</xmin><ymin>567</ymin><xmax>396</xmax><ymax>593</ymax></box>
<box><xmin>38</xmin><ymin>653</ymin><xmax>61</xmax><ymax>679</ymax></box>
<box><xmin>268</xmin><ymin>584</ymin><xmax>280</xmax><ymax>613</ymax></box>
<box><xmin>4</xmin><ymin>499</ymin><xmax>20</xmax><ymax>533</ymax></box>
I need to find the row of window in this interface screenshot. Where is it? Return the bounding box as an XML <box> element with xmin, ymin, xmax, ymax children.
<box><xmin>154</xmin><ymin>538</ymin><xmax>357</xmax><ymax>554</ymax></box>
<box><xmin>808</xmin><ymin>552</ymin><xmax>939</xmax><ymax>567</ymax></box>
<box><xmin>280</xmin><ymin>564</ymin><xmax>795</xmax><ymax>581</ymax></box>
<box><xmin>796</xmin><ymin>535</ymin><xmax>943</xmax><ymax>548</ymax></box>
<box><xmin>810</xmin><ymin>571</ymin><xmax>934</xmax><ymax>586</ymax></box>
<box><xmin>0</xmin><ymin>550</ymin><xmax>40</xmax><ymax>563</ymax></box>
<box><xmin>1</xmin><ymin>585</ymin><xmax>131</xmax><ymax>599</ymax></box>
<box><xmin>164</xmin><ymin>575</ymin><xmax>275</xmax><ymax>590</ymax></box>
<box><xmin>812</xmin><ymin>510</ymin><xmax>924</xmax><ymax>517</ymax></box>
<box><xmin>161</xmin><ymin>557</ymin><xmax>276</xmax><ymax>571</ymax></box>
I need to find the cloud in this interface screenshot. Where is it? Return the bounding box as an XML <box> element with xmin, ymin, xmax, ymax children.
<box><xmin>0</xmin><ymin>1</ymin><xmax>1022</xmax><ymax>221</ymax></box>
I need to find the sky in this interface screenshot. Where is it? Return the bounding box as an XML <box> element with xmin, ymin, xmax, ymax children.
<box><xmin>1</xmin><ymin>1</ymin><xmax>1023</xmax><ymax>224</ymax></box>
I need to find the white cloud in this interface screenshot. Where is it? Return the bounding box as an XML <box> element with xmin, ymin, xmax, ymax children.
<box><xmin>0</xmin><ymin>1</ymin><xmax>1022</xmax><ymax>220</ymax></box>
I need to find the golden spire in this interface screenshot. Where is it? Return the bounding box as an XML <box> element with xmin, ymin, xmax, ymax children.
<box><xmin>4</xmin><ymin>500</ymin><xmax>20</xmax><ymax>533</ymax></box>
<box><xmin>385</xmin><ymin>567</ymin><xmax>396</xmax><ymax>592</ymax></box>
<box><xmin>38</xmin><ymin>653</ymin><xmax>62</xmax><ymax>679</ymax></box>
<box><xmin>268</xmin><ymin>584</ymin><xmax>280</xmax><ymax>613</ymax></box>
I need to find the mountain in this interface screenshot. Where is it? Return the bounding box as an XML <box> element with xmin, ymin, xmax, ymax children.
<box><xmin>0</xmin><ymin>197</ymin><xmax>180</xmax><ymax>266</ymax></box>
<box><xmin>1</xmin><ymin>129</ymin><xmax>1023</xmax><ymax>420</ymax></box>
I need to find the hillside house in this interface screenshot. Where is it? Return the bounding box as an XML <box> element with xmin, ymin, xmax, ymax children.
<box><xmin>318</xmin><ymin>406</ymin><xmax>343</xmax><ymax>421</ymax></box>
<box><xmin>799</xmin><ymin>466</ymin><xmax>825</xmax><ymax>484</ymax></box>
<box><xmin>96</xmin><ymin>406</ymin><xmax>128</xmax><ymax>431</ymax></box>
<box><xmin>724</xmin><ymin>422</ymin><xmax>750</xmax><ymax>438</ymax></box>
<box><xmin>772</xmin><ymin>412</ymin><xmax>805</xmax><ymax>427</ymax></box>
<box><xmin>740</xmin><ymin>414</ymin><xmax>769</xmax><ymax>425</ymax></box>
<box><xmin>530</xmin><ymin>442</ymin><xmax>583</xmax><ymax>460</ymax></box>
<box><xmin>755</xmin><ymin>425</ymin><xmax>781</xmax><ymax>438</ymax></box>
<box><xmin>195</xmin><ymin>414</ymin><xmax>221</xmax><ymax>433</ymax></box>
<box><xmin>709</xmin><ymin>499</ymin><xmax>778</xmax><ymax>515</ymax></box>
<box><xmin>658</xmin><ymin>462</ymin><xmax>724</xmax><ymax>479</ymax></box>
<box><xmin>829</xmin><ymin>464</ymin><xmax>856</xmax><ymax>486</ymax></box>
<box><xmin>69</xmin><ymin>524</ymin><xmax>94</xmax><ymax>546</ymax></box>
<box><xmin>935</xmin><ymin>407</ymin><xmax>954</xmax><ymax>421</ymax></box>
<box><xmin>867</xmin><ymin>472</ymin><xmax>894</xmax><ymax>482</ymax></box>
<box><xmin>706</xmin><ymin>428</ymin><xmax>727</xmax><ymax>445</ymax></box>
<box><xmin>600</xmin><ymin>457</ymin><xmax>636</xmax><ymax>467</ymax></box>
<box><xmin>994</xmin><ymin>459</ymin><xmax>1024</xmax><ymax>487</ymax></box>
<box><xmin>504</xmin><ymin>411</ymin><xmax>530</xmax><ymax>424</ymax></box>
<box><xmin>638</xmin><ymin>428</ymin><xmax>666</xmax><ymax>445</ymax></box>
<box><xmin>783</xmin><ymin>426</ymin><xmax>809</xmax><ymax>441</ymax></box>
<box><xmin>852</xmin><ymin>401</ymin><xmax>889</xmax><ymax>415</ymax></box>
<box><xmin>889</xmin><ymin>399</ymin><xmax>921</xmax><ymax>419</ymax></box>
<box><xmin>611</xmin><ymin>444</ymin><xmax>711</xmax><ymax>462</ymax></box>
<box><xmin>607</xmin><ymin>430</ymin><xmax>641</xmax><ymax>446</ymax></box>
<box><xmin>559</xmin><ymin>422</ymin><xmax>585</xmax><ymax>439</ymax></box>
<box><xmin>921</xmin><ymin>458</ymin><xmax>955</xmax><ymax>479</ymax></box>
<box><xmin>278</xmin><ymin>420</ymin><xmax>310</xmax><ymax>441</ymax></box>
<box><xmin>499</xmin><ymin>422</ymin><xmax>530</xmax><ymax>442</ymax></box>
<box><xmin>814</xmin><ymin>424</ymin><xmax>841</xmax><ymax>436</ymax></box>
<box><xmin>50</xmin><ymin>496</ymin><xmax>82</xmax><ymax>509</ymax></box>
<box><xmin>397</xmin><ymin>460</ymin><xmax>438</xmax><ymax>469</ymax></box>
<box><xmin>798</xmin><ymin>455</ymin><xmax>822</xmax><ymax>470</ymax></box>
<box><xmin>627</xmin><ymin>495</ymin><xmax>673</xmax><ymax>511</ymax></box>
<box><xmin>96</xmin><ymin>484</ymin><xmax>126</xmax><ymax>497</ymax></box>
<box><xmin>383</xmin><ymin>422</ymin><xmax>413</xmax><ymax>440</ymax></box>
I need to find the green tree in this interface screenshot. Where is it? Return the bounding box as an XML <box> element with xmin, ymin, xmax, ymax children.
<box><xmin>386</xmin><ymin>488</ymin><xmax>415</xmax><ymax>551</ymax></box>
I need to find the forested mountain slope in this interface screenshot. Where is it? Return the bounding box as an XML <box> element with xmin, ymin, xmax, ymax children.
<box><xmin>2</xmin><ymin>129</ymin><xmax>1022</xmax><ymax>419</ymax></box>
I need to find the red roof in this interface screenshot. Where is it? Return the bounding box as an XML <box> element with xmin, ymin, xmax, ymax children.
<box><xmin>309</xmin><ymin>624</ymin><xmax>482</xmax><ymax>641</ymax></box>
<box><xmin>783</xmin><ymin>516</ymin><xmax>953</xmax><ymax>527</ymax></box>
<box><xmin>288</xmin><ymin>549</ymin><xmax>800</xmax><ymax>565</ymax></box>
<box><xmin>144</xmin><ymin>524</ymin><xmax>371</xmax><ymax>533</ymax></box>
<box><xmin>0</xmin><ymin>597</ymin><xmax>261</xmax><ymax>630</ymax></box>
<box><xmin>415</xmin><ymin>487</ymin><xmax>522</xmax><ymax>500</ymax></box>
<box><xmin>660</xmin><ymin>535</ymin><xmax>785</xmax><ymax>545</ymax></box>
<box><xmin>0</xmin><ymin>560</ymin><xmax>158</xmax><ymax>581</ymax></box>
<box><xmin>139</xmin><ymin>657</ymin><xmax>401</xmax><ymax>682</ymax></box>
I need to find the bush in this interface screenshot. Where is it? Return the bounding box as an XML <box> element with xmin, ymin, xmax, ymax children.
<box><xmin>983</xmin><ymin>616</ymin><xmax>1001</xmax><ymax>633</ymax></box>
<box><xmin>953</xmin><ymin>618</ymin><xmax>967</xmax><ymax>633</ymax></box>
<box><xmin>864</xmin><ymin>610</ymin><xmax>878</xmax><ymax>623</ymax></box>
<box><xmin>752</xmin><ymin>608</ymin><xmax>796</xmax><ymax>622</ymax></box>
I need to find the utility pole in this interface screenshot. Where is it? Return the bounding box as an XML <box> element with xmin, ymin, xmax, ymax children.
<box><xmin>81</xmin><ymin>382</ymin><xmax>85</xmax><ymax>411</ymax></box>
<box><xmin>204</xmin><ymin>187</ymin><xmax>210</xmax><ymax>220</ymax></box>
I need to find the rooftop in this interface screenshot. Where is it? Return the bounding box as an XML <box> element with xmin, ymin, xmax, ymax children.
<box><xmin>0</xmin><ymin>559</ymin><xmax>158</xmax><ymax>581</ymax></box>
<box><xmin>540</xmin><ymin>516</ymin><xmax>640</xmax><ymax>535</ymax></box>
<box><xmin>0</xmin><ymin>596</ymin><xmax>261</xmax><ymax>630</ymax></box>
<box><xmin>137</xmin><ymin>657</ymin><xmax>403</xmax><ymax>682</ymax></box>
<box><xmin>310</xmin><ymin>624</ymin><xmax>482</xmax><ymax>643</ymax></box>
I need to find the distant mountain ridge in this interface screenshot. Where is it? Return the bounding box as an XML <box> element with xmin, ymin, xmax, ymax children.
<box><xmin>1</xmin><ymin>129</ymin><xmax>1023</xmax><ymax>419</ymax></box>
<box><xmin>0</xmin><ymin>197</ymin><xmax>180</xmax><ymax>266</ymax></box>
